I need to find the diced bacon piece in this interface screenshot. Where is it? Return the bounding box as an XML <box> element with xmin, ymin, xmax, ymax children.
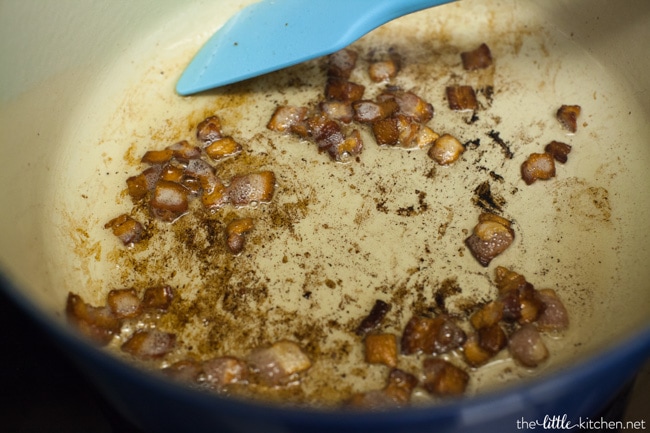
<box><xmin>248</xmin><ymin>340</ymin><xmax>312</xmax><ymax>386</ymax></box>
<box><xmin>462</xmin><ymin>334</ymin><xmax>494</xmax><ymax>367</ymax></box>
<box><xmin>394</xmin><ymin>114</ymin><xmax>420</xmax><ymax>148</ymax></box>
<box><xmin>201</xmin><ymin>356</ymin><xmax>249</xmax><ymax>388</ymax></box>
<box><xmin>465</xmin><ymin>212</ymin><xmax>515</xmax><ymax>267</ymax></box>
<box><xmin>327</xmin><ymin>48</ymin><xmax>358</xmax><ymax>79</ymax></box>
<box><xmin>414</xmin><ymin>126</ymin><xmax>440</xmax><ymax>149</ymax></box>
<box><xmin>201</xmin><ymin>182</ymin><xmax>230</xmax><ymax>211</ymax></box>
<box><xmin>312</xmin><ymin>118</ymin><xmax>345</xmax><ymax>150</ymax></box>
<box><xmin>508</xmin><ymin>324</ymin><xmax>549</xmax><ymax>368</ymax></box>
<box><xmin>327</xmin><ymin>129</ymin><xmax>363</xmax><ymax>161</ymax></box>
<box><xmin>225</xmin><ymin>217</ymin><xmax>255</xmax><ymax>254</ymax></box>
<box><xmin>544</xmin><ymin>140</ymin><xmax>572</xmax><ymax>164</ymax></box>
<box><xmin>121</xmin><ymin>329</ymin><xmax>176</xmax><ymax>360</ymax></box>
<box><xmin>205</xmin><ymin>136</ymin><xmax>242</xmax><ymax>160</ymax></box>
<box><xmin>383</xmin><ymin>369</ymin><xmax>418</xmax><ymax>405</ymax></box>
<box><xmin>461</xmin><ymin>43</ymin><xmax>493</xmax><ymax>70</ymax></box>
<box><xmin>107</xmin><ymin>288</ymin><xmax>142</xmax><ymax>319</ymax></box>
<box><xmin>352</xmin><ymin>99</ymin><xmax>398</xmax><ymax>123</ymax></box>
<box><xmin>536</xmin><ymin>289</ymin><xmax>569</xmax><ymax>332</ymax></box>
<box><xmin>142</xmin><ymin>285</ymin><xmax>174</xmax><ymax>311</ymax></box>
<box><xmin>141</xmin><ymin>148</ymin><xmax>174</xmax><ymax>165</ymax></box>
<box><xmin>183</xmin><ymin>158</ymin><xmax>219</xmax><ymax>193</ymax></box>
<box><xmin>65</xmin><ymin>293</ymin><xmax>122</xmax><ymax>346</ymax></box>
<box><xmin>196</xmin><ymin>115</ymin><xmax>223</xmax><ymax>144</ymax></box>
<box><xmin>368</xmin><ymin>59</ymin><xmax>400</xmax><ymax>82</ymax></box>
<box><xmin>446</xmin><ymin>85</ymin><xmax>478</xmax><ymax>111</ymax></box>
<box><xmin>150</xmin><ymin>180</ymin><xmax>189</xmax><ymax>221</ymax></box>
<box><xmin>227</xmin><ymin>171</ymin><xmax>276</xmax><ymax>207</ymax></box>
<box><xmin>266</xmin><ymin>105</ymin><xmax>308</xmax><ymax>133</ymax></box>
<box><xmin>104</xmin><ymin>214</ymin><xmax>144</xmax><ymax>245</ymax></box>
<box><xmin>162</xmin><ymin>359</ymin><xmax>203</xmax><ymax>382</ymax></box>
<box><xmin>556</xmin><ymin>104</ymin><xmax>581</xmax><ymax>133</ymax></box>
<box><xmin>392</xmin><ymin>91</ymin><xmax>434</xmax><ymax>123</ymax></box>
<box><xmin>319</xmin><ymin>101</ymin><xmax>354</xmax><ymax>123</ymax></box>
<box><xmin>477</xmin><ymin>323</ymin><xmax>508</xmax><ymax>354</ymax></box>
<box><xmin>428</xmin><ymin>133</ymin><xmax>465</xmax><ymax>165</ymax></box>
<box><xmin>521</xmin><ymin>152</ymin><xmax>556</xmax><ymax>185</ymax></box>
<box><xmin>494</xmin><ymin>266</ymin><xmax>528</xmax><ymax>295</ymax></box>
<box><xmin>372</xmin><ymin>117</ymin><xmax>400</xmax><ymax>146</ymax></box>
<box><xmin>126</xmin><ymin>166</ymin><xmax>161</xmax><ymax>200</ymax></box>
<box><xmin>400</xmin><ymin>316</ymin><xmax>466</xmax><ymax>355</ymax></box>
<box><xmin>422</xmin><ymin>358</ymin><xmax>469</xmax><ymax>397</ymax></box>
<box><xmin>364</xmin><ymin>333</ymin><xmax>398</xmax><ymax>368</ymax></box>
<box><xmin>470</xmin><ymin>300</ymin><xmax>504</xmax><ymax>330</ymax></box>
<box><xmin>355</xmin><ymin>299</ymin><xmax>392</xmax><ymax>336</ymax></box>
<box><xmin>160</xmin><ymin>163</ymin><xmax>185</xmax><ymax>183</ymax></box>
<box><xmin>167</xmin><ymin>140</ymin><xmax>202</xmax><ymax>161</ymax></box>
<box><xmin>325</xmin><ymin>78</ymin><xmax>365</xmax><ymax>102</ymax></box>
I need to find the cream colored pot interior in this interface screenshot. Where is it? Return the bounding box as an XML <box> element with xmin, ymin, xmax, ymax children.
<box><xmin>1</xmin><ymin>0</ymin><xmax>649</xmax><ymax>405</ymax></box>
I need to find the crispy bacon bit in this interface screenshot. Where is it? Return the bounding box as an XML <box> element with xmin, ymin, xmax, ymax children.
<box><xmin>401</xmin><ymin>316</ymin><xmax>466</xmax><ymax>355</ymax></box>
<box><xmin>352</xmin><ymin>99</ymin><xmax>398</xmax><ymax>123</ymax></box>
<box><xmin>104</xmin><ymin>214</ymin><xmax>144</xmax><ymax>245</ymax></box>
<box><xmin>383</xmin><ymin>369</ymin><xmax>419</xmax><ymax>405</ymax></box>
<box><xmin>121</xmin><ymin>329</ymin><xmax>176</xmax><ymax>360</ymax></box>
<box><xmin>201</xmin><ymin>356</ymin><xmax>249</xmax><ymax>389</ymax></box>
<box><xmin>107</xmin><ymin>288</ymin><xmax>142</xmax><ymax>319</ymax></box>
<box><xmin>227</xmin><ymin>171</ymin><xmax>276</xmax><ymax>207</ymax></box>
<box><xmin>544</xmin><ymin>140</ymin><xmax>572</xmax><ymax>164</ymax></box>
<box><xmin>446</xmin><ymin>85</ymin><xmax>479</xmax><ymax>111</ymax></box>
<box><xmin>422</xmin><ymin>358</ymin><xmax>469</xmax><ymax>397</ymax></box>
<box><xmin>225</xmin><ymin>217</ymin><xmax>255</xmax><ymax>254</ymax></box>
<box><xmin>319</xmin><ymin>101</ymin><xmax>354</xmax><ymax>123</ymax></box>
<box><xmin>415</xmin><ymin>126</ymin><xmax>440</xmax><ymax>149</ymax></box>
<box><xmin>465</xmin><ymin>212</ymin><xmax>515</xmax><ymax>267</ymax></box>
<box><xmin>461</xmin><ymin>43</ymin><xmax>493</xmax><ymax>70</ymax></box>
<box><xmin>325</xmin><ymin>77</ymin><xmax>365</xmax><ymax>102</ymax></box>
<box><xmin>141</xmin><ymin>148</ymin><xmax>173</xmax><ymax>165</ymax></box>
<box><xmin>462</xmin><ymin>334</ymin><xmax>494</xmax><ymax>367</ymax></box>
<box><xmin>142</xmin><ymin>285</ymin><xmax>174</xmax><ymax>311</ymax></box>
<box><xmin>536</xmin><ymin>289</ymin><xmax>569</xmax><ymax>332</ymax></box>
<box><xmin>556</xmin><ymin>104</ymin><xmax>581</xmax><ymax>133</ymax></box>
<box><xmin>126</xmin><ymin>166</ymin><xmax>161</xmax><ymax>200</ymax></box>
<box><xmin>494</xmin><ymin>266</ymin><xmax>528</xmax><ymax>294</ymax></box>
<box><xmin>328</xmin><ymin>129</ymin><xmax>364</xmax><ymax>161</ymax></box>
<box><xmin>368</xmin><ymin>59</ymin><xmax>400</xmax><ymax>82</ymax></box>
<box><xmin>372</xmin><ymin>117</ymin><xmax>400</xmax><ymax>146</ymax></box>
<box><xmin>477</xmin><ymin>323</ymin><xmax>508</xmax><ymax>354</ymax></box>
<box><xmin>387</xmin><ymin>91</ymin><xmax>434</xmax><ymax>123</ymax></box>
<box><xmin>150</xmin><ymin>180</ymin><xmax>189</xmax><ymax>221</ymax></box>
<box><xmin>327</xmin><ymin>48</ymin><xmax>358</xmax><ymax>79</ymax></box>
<box><xmin>312</xmin><ymin>117</ymin><xmax>346</xmax><ymax>150</ymax></box>
<box><xmin>470</xmin><ymin>300</ymin><xmax>504</xmax><ymax>330</ymax></box>
<box><xmin>196</xmin><ymin>115</ymin><xmax>223</xmax><ymax>144</ymax></box>
<box><xmin>161</xmin><ymin>163</ymin><xmax>185</xmax><ymax>183</ymax></box>
<box><xmin>66</xmin><ymin>293</ymin><xmax>121</xmax><ymax>346</ymax></box>
<box><xmin>428</xmin><ymin>133</ymin><xmax>465</xmax><ymax>165</ymax></box>
<box><xmin>248</xmin><ymin>340</ymin><xmax>312</xmax><ymax>386</ymax></box>
<box><xmin>364</xmin><ymin>334</ymin><xmax>398</xmax><ymax>368</ymax></box>
<box><xmin>201</xmin><ymin>182</ymin><xmax>229</xmax><ymax>211</ymax></box>
<box><xmin>266</xmin><ymin>105</ymin><xmax>309</xmax><ymax>133</ymax></box>
<box><xmin>508</xmin><ymin>324</ymin><xmax>549</xmax><ymax>368</ymax></box>
<box><xmin>355</xmin><ymin>299</ymin><xmax>392</xmax><ymax>336</ymax></box>
<box><xmin>521</xmin><ymin>152</ymin><xmax>556</xmax><ymax>185</ymax></box>
<box><xmin>204</xmin><ymin>137</ymin><xmax>242</xmax><ymax>160</ymax></box>
<box><xmin>167</xmin><ymin>140</ymin><xmax>201</xmax><ymax>161</ymax></box>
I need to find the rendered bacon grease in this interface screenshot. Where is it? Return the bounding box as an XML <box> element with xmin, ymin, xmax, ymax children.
<box><xmin>66</xmin><ymin>40</ymin><xmax>580</xmax><ymax>409</ymax></box>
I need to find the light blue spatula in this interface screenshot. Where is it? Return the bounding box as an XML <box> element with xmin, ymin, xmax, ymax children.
<box><xmin>176</xmin><ymin>0</ymin><xmax>455</xmax><ymax>95</ymax></box>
